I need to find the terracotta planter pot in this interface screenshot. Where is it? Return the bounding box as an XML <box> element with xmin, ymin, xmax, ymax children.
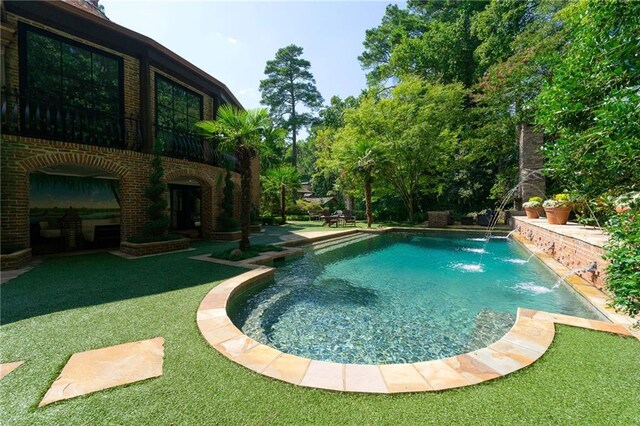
<box><xmin>524</xmin><ymin>207</ymin><xmax>540</xmax><ymax>219</ymax></box>
<box><xmin>544</xmin><ymin>207</ymin><xmax>571</xmax><ymax>225</ymax></box>
<box><xmin>616</xmin><ymin>205</ymin><xmax>630</xmax><ymax>214</ymax></box>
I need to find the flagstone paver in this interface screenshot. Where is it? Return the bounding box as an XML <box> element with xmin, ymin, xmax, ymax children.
<box><xmin>300</xmin><ymin>360</ymin><xmax>344</xmax><ymax>391</ymax></box>
<box><xmin>0</xmin><ymin>361</ymin><xmax>24</xmax><ymax>380</ymax></box>
<box><xmin>196</xmin><ymin>233</ymin><xmax>636</xmax><ymax>394</ymax></box>
<box><xmin>39</xmin><ymin>337</ymin><xmax>164</xmax><ymax>407</ymax></box>
<box><xmin>345</xmin><ymin>364</ymin><xmax>388</xmax><ymax>393</ymax></box>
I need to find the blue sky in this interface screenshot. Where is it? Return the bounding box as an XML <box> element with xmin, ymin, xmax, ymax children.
<box><xmin>102</xmin><ymin>1</ymin><xmax>404</xmax><ymax>109</ymax></box>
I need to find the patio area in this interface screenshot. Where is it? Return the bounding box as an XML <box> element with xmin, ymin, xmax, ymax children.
<box><xmin>0</xmin><ymin>224</ymin><xmax>639</xmax><ymax>424</ymax></box>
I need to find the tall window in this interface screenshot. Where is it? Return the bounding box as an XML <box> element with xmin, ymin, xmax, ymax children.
<box><xmin>20</xmin><ymin>24</ymin><xmax>124</xmax><ymax>146</ymax></box>
<box><xmin>155</xmin><ymin>75</ymin><xmax>202</xmax><ymax>136</ymax></box>
<box><xmin>155</xmin><ymin>75</ymin><xmax>203</xmax><ymax>159</ymax></box>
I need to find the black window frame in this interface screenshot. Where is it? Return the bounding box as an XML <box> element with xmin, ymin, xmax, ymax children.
<box><xmin>154</xmin><ymin>73</ymin><xmax>203</xmax><ymax>139</ymax></box>
<box><xmin>17</xmin><ymin>22</ymin><xmax>126</xmax><ymax>147</ymax></box>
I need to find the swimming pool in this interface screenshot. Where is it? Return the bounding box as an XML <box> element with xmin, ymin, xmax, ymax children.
<box><xmin>229</xmin><ymin>232</ymin><xmax>605</xmax><ymax>364</ymax></box>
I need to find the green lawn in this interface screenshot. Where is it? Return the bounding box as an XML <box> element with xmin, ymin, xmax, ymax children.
<box><xmin>1</xmin><ymin>230</ymin><xmax>638</xmax><ymax>425</ymax></box>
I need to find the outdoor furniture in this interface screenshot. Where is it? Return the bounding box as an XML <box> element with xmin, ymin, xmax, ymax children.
<box><xmin>461</xmin><ymin>216</ymin><xmax>474</xmax><ymax>226</ymax></box>
<box><xmin>342</xmin><ymin>210</ymin><xmax>357</xmax><ymax>227</ymax></box>
<box><xmin>321</xmin><ymin>213</ymin><xmax>339</xmax><ymax>227</ymax></box>
<box><xmin>477</xmin><ymin>210</ymin><xmax>497</xmax><ymax>227</ymax></box>
<box><xmin>427</xmin><ymin>211</ymin><xmax>449</xmax><ymax>228</ymax></box>
<box><xmin>308</xmin><ymin>210</ymin><xmax>322</xmax><ymax>221</ymax></box>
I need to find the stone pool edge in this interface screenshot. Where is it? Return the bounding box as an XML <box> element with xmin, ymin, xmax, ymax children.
<box><xmin>195</xmin><ymin>234</ymin><xmax>633</xmax><ymax>394</ymax></box>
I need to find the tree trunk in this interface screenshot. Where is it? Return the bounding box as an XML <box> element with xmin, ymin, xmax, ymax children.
<box><xmin>280</xmin><ymin>183</ymin><xmax>286</xmax><ymax>223</ymax></box>
<box><xmin>291</xmin><ymin>114</ymin><xmax>297</xmax><ymax>169</ymax></box>
<box><xmin>364</xmin><ymin>176</ymin><xmax>373</xmax><ymax>228</ymax></box>
<box><xmin>239</xmin><ymin>149</ymin><xmax>252</xmax><ymax>251</ymax></box>
<box><xmin>408</xmin><ymin>194</ymin><xmax>414</xmax><ymax>223</ymax></box>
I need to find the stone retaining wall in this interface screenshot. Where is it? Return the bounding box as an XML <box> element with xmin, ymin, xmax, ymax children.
<box><xmin>0</xmin><ymin>248</ymin><xmax>32</xmax><ymax>270</ymax></box>
<box><xmin>512</xmin><ymin>218</ymin><xmax>608</xmax><ymax>289</ymax></box>
<box><xmin>120</xmin><ymin>238</ymin><xmax>189</xmax><ymax>257</ymax></box>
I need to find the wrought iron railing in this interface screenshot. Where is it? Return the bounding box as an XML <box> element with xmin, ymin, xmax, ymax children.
<box><xmin>156</xmin><ymin>125</ymin><xmax>232</xmax><ymax>168</ymax></box>
<box><xmin>1</xmin><ymin>88</ymin><xmax>141</xmax><ymax>150</ymax></box>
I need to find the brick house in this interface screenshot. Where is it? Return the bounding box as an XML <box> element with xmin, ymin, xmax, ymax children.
<box><xmin>1</xmin><ymin>0</ymin><xmax>259</xmax><ymax>255</ymax></box>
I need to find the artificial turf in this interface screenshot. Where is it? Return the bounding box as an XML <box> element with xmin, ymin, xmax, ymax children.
<box><xmin>0</xmin><ymin>230</ymin><xmax>638</xmax><ymax>425</ymax></box>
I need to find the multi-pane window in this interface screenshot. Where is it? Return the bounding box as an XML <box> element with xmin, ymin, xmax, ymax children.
<box><xmin>155</xmin><ymin>75</ymin><xmax>202</xmax><ymax>136</ymax></box>
<box><xmin>21</xmin><ymin>25</ymin><xmax>123</xmax><ymax>146</ymax></box>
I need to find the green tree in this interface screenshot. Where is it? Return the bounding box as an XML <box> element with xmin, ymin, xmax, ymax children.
<box><xmin>196</xmin><ymin>106</ymin><xmax>269</xmax><ymax>251</ymax></box>
<box><xmin>333</xmin><ymin>138</ymin><xmax>386</xmax><ymax>228</ymax></box>
<box><xmin>536</xmin><ymin>0</ymin><xmax>640</xmax><ymax>199</ymax></box>
<box><xmin>259</xmin><ymin>44</ymin><xmax>324</xmax><ymax>168</ymax></box>
<box><xmin>359</xmin><ymin>1</ymin><xmax>487</xmax><ymax>88</ymax></box>
<box><xmin>262</xmin><ymin>166</ymin><xmax>300</xmax><ymax>223</ymax></box>
<box><xmin>340</xmin><ymin>78</ymin><xmax>465</xmax><ymax>221</ymax></box>
<box><xmin>471</xmin><ymin>0</ymin><xmax>539</xmax><ymax>77</ymax></box>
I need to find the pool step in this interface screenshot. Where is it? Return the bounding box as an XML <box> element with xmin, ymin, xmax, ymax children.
<box><xmin>313</xmin><ymin>234</ymin><xmax>379</xmax><ymax>256</ymax></box>
<box><xmin>311</xmin><ymin>232</ymin><xmax>368</xmax><ymax>250</ymax></box>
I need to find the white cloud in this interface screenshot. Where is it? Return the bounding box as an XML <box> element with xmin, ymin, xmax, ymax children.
<box><xmin>227</xmin><ymin>37</ymin><xmax>238</xmax><ymax>44</ymax></box>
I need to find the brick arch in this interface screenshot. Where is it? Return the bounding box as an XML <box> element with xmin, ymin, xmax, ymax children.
<box><xmin>163</xmin><ymin>169</ymin><xmax>216</xmax><ymax>188</ymax></box>
<box><xmin>163</xmin><ymin>168</ymin><xmax>219</xmax><ymax>239</ymax></box>
<box><xmin>12</xmin><ymin>153</ymin><xmax>131</xmax><ymax>250</ymax></box>
<box><xmin>18</xmin><ymin>153</ymin><xmax>130</xmax><ymax>177</ymax></box>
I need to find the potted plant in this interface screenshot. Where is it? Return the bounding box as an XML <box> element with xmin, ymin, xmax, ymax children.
<box><xmin>522</xmin><ymin>197</ymin><xmax>543</xmax><ymax>219</ymax></box>
<box><xmin>543</xmin><ymin>194</ymin><xmax>573</xmax><ymax>225</ymax></box>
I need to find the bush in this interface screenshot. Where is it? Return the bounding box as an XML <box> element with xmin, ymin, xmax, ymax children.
<box><xmin>604</xmin><ymin>209</ymin><xmax>640</xmax><ymax>319</ymax></box>
<box><xmin>210</xmin><ymin>244</ymin><xmax>284</xmax><ymax>261</ymax></box>
<box><xmin>295</xmin><ymin>199</ymin><xmax>322</xmax><ymax>213</ymax></box>
<box><xmin>286</xmin><ymin>215</ymin><xmax>311</xmax><ymax>221</ymax></box>
<box><xmin>285</xmin><ymin>204</ymin><xmax>307</xmax><ymax>215</ymax></box>
<box><xmin>142</xmin><ymin>141</ymin><xmax>170</xmax><ymax>237</ymax></box>
<box><xmin>219</xmin><ymin>171</ymin><xmax>240</xmax><ymax>231</ymax></box>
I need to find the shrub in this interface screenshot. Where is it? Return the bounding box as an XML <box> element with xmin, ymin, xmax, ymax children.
<box><xmin>219</xmin><ymin>171</ymin><xmax>240</xmax><ymax>231</ymax></box>
<box><xmin>142</xmin><ymin>140</ymin><xmax>170</xmax><ymax>237</ymax></box>
<box><xmin>210</xmin><ymin>244</ymin><xmax>284</xmax><ymax>261</ymax></box>
<box><xmin>529</xmin><ymin>196</ymin><xmax>543</xmax><ymax>204</ymax></box>
<box><xmin>604</xmin><ymin>208</ymin><xmax>640</xmax><ymax>319</ymax></box>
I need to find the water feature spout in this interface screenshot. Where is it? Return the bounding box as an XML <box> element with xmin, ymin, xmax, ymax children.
<box><xmin>552</xmin><ymin>262</ymin><xmax>598</xmax><ymax>289</ymax></box>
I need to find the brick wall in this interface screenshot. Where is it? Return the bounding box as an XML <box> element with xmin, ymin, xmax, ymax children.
<box><xmin>1</xmin><ymin>136</ymin><xmax>243</xmax><ymax>247</ymax></box>
<box><xmin>513</xmin><ymin>217</ymin><xmax>608</xmax><ymax>289</ymax></box>
<box><xmin>0</xmin><ymin>10</ymin><xmax>259</xmax><ymax>249</ymax></box>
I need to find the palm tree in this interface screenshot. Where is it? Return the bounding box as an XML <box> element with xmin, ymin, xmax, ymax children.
<box><xmin>195</xmin><ymin>105</ymin><xmax>269</xmax><ymax>251</ymax></box>
<box><xmin>339</xmin><ymin>139</ymin><xmax>386</xmax><ymax>228</ymax></box>
<box><xmin>263</xmin><ymin>166</ymin><xmax>300</xmax><ymax>223</ymax></box>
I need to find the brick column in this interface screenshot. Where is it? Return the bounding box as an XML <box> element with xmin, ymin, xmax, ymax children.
<box><xmin>518</xmin><ymin>124</ymin><xmax>546</xmax><ymax>209</ymax></box>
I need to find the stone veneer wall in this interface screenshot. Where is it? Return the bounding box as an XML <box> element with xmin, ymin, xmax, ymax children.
<box><xmin>120</xmin><ymin>239</ymin><xmax>189</xmax><ymax>257</ymax></box>
<box><xmin>0</xmin><ymin>248</ymin><xmax>32</xmax><ymax>270</ymax></box>
<box><xmin>512</xmin><ymin>217</ymin><xmax>608</xmax><ymax>289</ymax></box>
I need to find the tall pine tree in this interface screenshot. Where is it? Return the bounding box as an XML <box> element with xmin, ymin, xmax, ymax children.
<box><xmin>259</xmin><ymin>44</ymin><xmax>323</xmax><ymax>168</ymax></box>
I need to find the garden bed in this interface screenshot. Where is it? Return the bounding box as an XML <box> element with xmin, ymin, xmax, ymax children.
<box><xmin>210</xmin><ymin>231</ymin><xmax>242</xmax><ymax>241</ymax></box>
<box><xmin>120</xmin><ymin>238</ymin><xmax>189</xmax><ymax>257</ymax></box>
<box><xmin>0</xmin><ymin>248</ymin><xmax>32</xmax><ymax>270</ymax></box>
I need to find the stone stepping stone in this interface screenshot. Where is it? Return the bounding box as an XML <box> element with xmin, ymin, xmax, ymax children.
<box><xmin>0</xmin><ymin>361</ymin><xmax>24</xmax><ymax>380</ymax></box>
<box><xmin>39</xmin><ymin>337</ymin><xmax>164</xmax><ymax>407</ymax></box>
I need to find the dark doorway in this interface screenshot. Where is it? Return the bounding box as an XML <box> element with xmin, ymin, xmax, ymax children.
<box><xmin>169</xmin><ymin>184</ymin><xmax>201</xmax><ymax>234</ymax></box>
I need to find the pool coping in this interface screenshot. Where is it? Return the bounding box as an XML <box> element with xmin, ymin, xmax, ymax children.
<box><xmin>195</xmin><ymin>231</ymin><xmax>635</xmax><ymax>394</ymax></box>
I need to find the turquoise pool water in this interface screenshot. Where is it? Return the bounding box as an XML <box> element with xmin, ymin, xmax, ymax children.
<box><xmin>229</xmin><ymin>232</ymin><xmax>605</xmax><ymax>364</ymax></box>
